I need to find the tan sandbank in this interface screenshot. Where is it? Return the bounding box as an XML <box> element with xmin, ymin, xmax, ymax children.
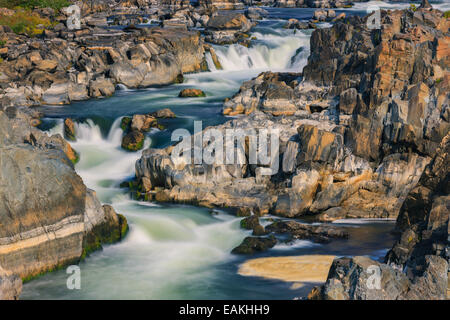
<box><xmin>238</xmin><ymin>255</ymin><xmax>336</xmax><ymax>284</ymax></box>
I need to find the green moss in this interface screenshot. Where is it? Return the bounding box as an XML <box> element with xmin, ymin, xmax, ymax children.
<box><xmin>435</xmin><ymin>78</ymin><xmax>442</xmax><ymax>84</ymax></box>
<box><xmin>410</xmin><ymin>4</ymin><xmax>417</xmax><ymax>12</ymax></box>
<box><xmin>120</xmin><ymin>117</ymin><xmax>131</xmax><ymax>132</ymax></box>
<box><xmin>445</xmin><ymin>11</ymin><xmax>450</xmax><ymax>18</ymax></box>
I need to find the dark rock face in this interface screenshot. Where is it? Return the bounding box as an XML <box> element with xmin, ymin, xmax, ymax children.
<box><xmin>311</xmin><ymin>131</ymin><xmax>449</xmax><ymax>300</ymax></box>
<box><xmin>0</xmin><ymin>110</ymin><xmax>128</xmax><ymax>281</ymax></box>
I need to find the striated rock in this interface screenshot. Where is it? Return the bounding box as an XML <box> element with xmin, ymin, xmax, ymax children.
<box><xmin>245</xmin><ymin>7</ymin><xmax>269</xmax><ymax>21</ymax></box>
<box><xmin>150</xmin><ymin>108</ymin><xmax>176</xmax><ymax>118</ymax></box>
<box><xmin>238</xmin><ymin>255</ymin><xmax>336</xmax><ymax>283</ymax></box>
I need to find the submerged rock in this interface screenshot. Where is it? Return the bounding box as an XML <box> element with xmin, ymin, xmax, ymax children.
<box><xmin>238</xmin><ymin>255</ymin><xmax>336</xmax><ymax>283</ymax></box>
<box><xmin>64</xmin><ymin>118</ymin><xmax>76</xmax><ymax>141</ymax></box>
<box><xmin>122</xmin><ymin>130</ymin><xmax>145</xmax><ymax>151</ymax></box>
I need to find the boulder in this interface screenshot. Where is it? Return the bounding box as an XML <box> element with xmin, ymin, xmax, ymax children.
<box><xmin>64</xmin><ymin>118</ymin><xmax>76</xmax><ymax>141</ymax></box>
<box><xmin>0</xmin><ymin>266</ymin><xmax>22</xmax><ymax>300</ymax></box>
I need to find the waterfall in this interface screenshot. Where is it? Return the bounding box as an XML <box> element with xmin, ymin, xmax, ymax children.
<box><xmin>209</xmin><ymin>28</ymin><xmax>311</xmax><ymax>72</ymax></box>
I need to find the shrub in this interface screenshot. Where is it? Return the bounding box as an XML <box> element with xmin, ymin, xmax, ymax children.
<box><xmin>0</xmin><ymin>8</ymin><xmax>53</xmax><ymax>36</ymax></box>
<box><xmin>444</xmin><ymin>11</ymin><xmax>450</xmax><ymax>18</ymax></box>
<box><xmin>0</xmin><ymin>0</ymin><xmax>70</xmax><ymax>10</ymax></box>
<box><xmin>410</xmin><ymin>4</ymin><xmax>417</xmax><ymax>12</ymax></box>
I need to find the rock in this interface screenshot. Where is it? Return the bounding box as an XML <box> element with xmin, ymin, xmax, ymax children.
<box><xmin>205</xmin><ymin>12</ymin><xmax>253</xmax><ymax>45</ymax></box>
<box><xmin>240</xmin><ymin>215</ymin><xmax>260</xmax><ymax>230</ymax></box>
<box><xmin>338</xmin><ymin>88</ymin><xmax>357</xmax><ymax>114</ymax></box>
<box><xmin>420</xmin><ymin>0</ymin><xmax>432</xmax><ymax>9</ymax></box>
<box><xmin>64</xmin><ymin>118</ymin><xmax>76</xmax><ymax>141</ymax></box>
<box><xmin>252</xmin><ymin>225</ymin><xmax>267</xmax><ymax>236</ymax></box>
<box><xmin>238</xmin><ymin>255</ymin><xmax>336</xmax><ymax>283</ymax></box>
<box><xmin>0</xmin><ymin>110</ymin><xmax>128</xmax><ymax>280</ymax></box>
<box><xmin>179</xmin><ymin>88</ymin><xmax>206</xmax><ymax>97</ymax></box>
<box><xmin>121</xmin><ymin>130</ymin><xmax>145</xmax><ymax>151</ymax></box>
<box><xmin>89</xmin><ymin>78</ymin><xmax>115</xmax><ymax>98</ymax></box>
<box><xmin>131</xmin><ymin>114</ymin><xmax>158</xmax><ymax>132</ymax></box>
<box><xmin>231</xmin><ymin>236</ymin><xmax>277</xmax><ymax>254</ymax></box>
<box><xmin>150</xmin><ymin>108</ymin><xmax>176</xmax><ymax>118</ymax></box>
<box><xmin>0</xmin><ymin>266</ymin><xmax>22</xmax><ymax>300</ymax></box>
<box><xmin>266</xmin><ymin>220</ymin><xmax>349</xmax><ymax>243</ymax></box>
<box><xmin>313</xmin><ymin>255</ymin><xmax>448</xmax><ymax>300</ymax></box>
<box><xmin>245</xmin><ymin>7</ymin><xmax>269</xmax><ymax>21</ymax></box>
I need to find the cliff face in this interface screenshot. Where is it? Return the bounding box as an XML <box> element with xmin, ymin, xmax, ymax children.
<box><xmin>0</xmin><ymin>108</ymin><xmax>128</xmax><ymax>291</ymax></box>
<box><xmin>135</xmin><ymin>8</ymin><xmax>449</xmax><ymax>223</ymax></box>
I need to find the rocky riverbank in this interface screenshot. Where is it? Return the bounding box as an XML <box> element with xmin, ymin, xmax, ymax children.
<box><xmin>0</xmin><ymin>107</ymin><xmax>128</xmax><ymax>298</ymax></box>
<box><xmin>309</xmin><ymin>133</ymin><xmax>449</xmax><ymax>299</ymax></box>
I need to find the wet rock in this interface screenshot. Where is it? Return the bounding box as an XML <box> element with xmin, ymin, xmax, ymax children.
<box><xmin>231</xmin><ymin>236</ymin><xmax>277</xmax><ymax>254</ymax></box>
<box><xmin>150</xmin><ymin>108</ymin><xmax>176</xmax><ymax>118</ymax></box>
<box><xmin>121</xmin><ymin>130</ymin><xmax>145</xmax><ymax>151</ymax></box>
<box><xmin>179</xmin><ymin>88</ymin><xmax>206</xmax><ymax>97</ymax></box>
<box><xmin>89</xmin><ymin>78</ymin><xmax>115</xmax><ymax>98</ymax></box>
<box><xmin>0</xmin><ymin>266</ymin><xmax>22</xmax><ymax>300</ymax></box>
<box><xmin>266</xmin><ymin>220</ymin><xmax>349</xmax><ymax>243</ymax></box>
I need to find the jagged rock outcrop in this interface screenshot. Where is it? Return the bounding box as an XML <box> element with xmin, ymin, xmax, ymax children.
<box><xmin>0</xmin><ymin>108</ymin><xmax>128</xmax><ymax>281</ymax></box>
<box><xmin>310</xmin><ymin>132</ymin><xmax>449</xmax><ymax>300</ymax></box>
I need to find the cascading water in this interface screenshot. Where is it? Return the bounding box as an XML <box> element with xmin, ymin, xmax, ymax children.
<box><xmin>212</xmin><ymin>27</ymin><xmax>311</xmax><ymax>72</ymax></box>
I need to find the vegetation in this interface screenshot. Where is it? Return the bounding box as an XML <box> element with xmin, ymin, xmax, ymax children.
<box><xmin>410</xmin><ymin>4</ymin><xmax>417</xmax><ymax>12</ymax></box>
<box><xmin>0</xmin><ymin>8</ymin><xmax>53</xmax><ymax>36</ymax></box>
<box><xmin>0</xmin><ymin>0</ymin><xmax>70</xmax><ymax>10</ymax></box>
<box><xmin>445</xmin><ymin>11</ymin><xmax>450</xmax><ymax>18</ymax></box>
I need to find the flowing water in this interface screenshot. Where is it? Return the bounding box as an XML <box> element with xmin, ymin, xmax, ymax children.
<box><xmin>20</xmin><ymin>5</ymin><xmax>432</xmax><ymax>299</ymax></box>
